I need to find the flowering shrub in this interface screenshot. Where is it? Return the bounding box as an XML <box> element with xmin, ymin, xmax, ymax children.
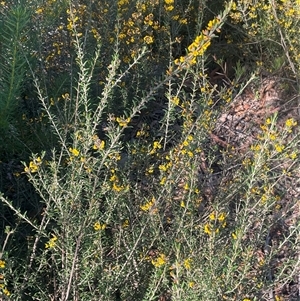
<box><xmin>0</xmin><ymin>0</ymin><xmax>299</xmax><ymax>300</ymax></box>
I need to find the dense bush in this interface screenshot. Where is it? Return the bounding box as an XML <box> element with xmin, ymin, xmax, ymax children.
<box><xmin>0</xmin><ymin>0</ymin><xmax>299</xmax><ymax>300</ymax></box>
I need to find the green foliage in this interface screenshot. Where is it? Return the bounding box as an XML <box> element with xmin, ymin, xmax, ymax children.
<box><xmin>0</xmin><ymin>4</ymin><xmax>32</xmax><ymax>159</ymax></box>
<box><xmin>0</xmin><ymin>5</ymin><xmax>29</xmax><ymax>129</ymax></box>
<box><xmin>0</xmin><ymin>0</ymin><xmax>299</xmax><ymax>300</ymax></box>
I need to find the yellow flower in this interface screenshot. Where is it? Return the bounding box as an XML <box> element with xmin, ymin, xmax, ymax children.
<box><xmin>122</xmin><ymin>219</ymin><xmax>129</xmax><ymax>228</ymax></box>
<box><xmin>160</xmin><ymin>176</ymin><xmax>166</xmax><ymax>185</ymax></box>
<box><xmin>209</xmin><ymin>212</ymin><xmax>216</xmax><ymax>220</ymax></box>
<box><xmin>171</xmin><ymin>96</ymin><xmax>180</xmax><ymax>105</ymax></box>
<box><xmin>110</xmin><ymin>174</ymin><xmax>117</xmax><ymax>182</ymax></box>
<box><xmin>285</xmin><ymin>118</ymin><xmax>297</xmax><ymax>127</ymax></box>
<box><xmin>159</xmin><ymin>164</ymin><xmax>167</xmax><ymax>172</ymax></box>
<box><xmin>153</xmin><ymin>141</ymin><xmax>162</xmax><ymax>149</ymax></box>
<box><xmin>140</xmin><ymin>197</ymin><xmax>155</xmax><ymax>211</ymax></box>
<box><xmin>251</xmin><ymin>144</ymin><xmax>261</xmax><ymax>151</ymax></box>
<box><xmin>94</xmin><ymin>222</ymin><xmax>106</xmax><ymax>231</ymax></box>
<box><xmin>204</xmin><ymin>223</ymin><xmax>211</xmax><ymax>235</ymax></box>
<box><xmin>116</xmin><ymin>116</ymin><xmax>131</xmax><ymax>127</ymax></box>
<box><xmin>24</xmin><ymin>157</ymin><xmax>42</xmax><ymax>173</ymax></box>
<box><xmin>150</xmin><ymin>141</ymin><xmax>162</xmax><ymax>154</ymax></box>
<box><xmin>275</xmin><ymin>144</ymin><xmax>284</xmax><ymax>153</ymax></box>
<box><xmin>92</xmin><ymin>135</ymin><xmax>105</xmax><ymax>150</ymax></box>
<box><xmin>183</xmin><ymin>258</ymin><xmax>192</xmax><ymax>269</ymax></box>
<box><xmin>112</xmin><ymin>182</ymin><xmax>126</xmax><ymax>192</ymax></box>
<box><xmin>45</xmin><ymin>234</ymin><xmax>57</xmax><ymax>249</ymax></box>
<box><xmin>218</xmin><ymin>212</ymin><xmax>226</xmax><ymax>222</ymax></box>
<box><xmin>146</xmin><ymin>166</ymin><xmax>154</xmax><ymax>174</ymax></box>
<box><xmin>187</xmin><ymin>151</ymin><xmax>194</xmax><ymax>157</ymax></box>
<box><xmin>261</xmin><ymin>194</ymin><xmax>268</xmax><ymax>203</ymax></box>
<box><xmin>232</xmin><ymin>232</ymin><xmax>237</xmax><ymax>239</ymax></box>
<box><xmin>183</xmin><ymin>183</ymin><xmax>189</xmax><ymax>190</ymax></box>
<box><xmin>165</xmin><ymin>5</ymin><xmax>174</xmax><ymax>11</ymax></box>
<box><xmin>35</xmin><ymin>7</ymin><xmax>43</xmax><ymax>14</ymax></box>
<box><xmin>260</xmin><ymin>124</ymin><xmax>267</xmax><ymax>131</ymax></box>
<box><xmin>2</xmin><ymin>288</ymin><xmax>10</xmax><ymax>296</ymax></box>
<box><xmin>69</xmin><ymin>147</ymin><xmax>80</xmax><ymax>157</ymax></box>
<box><xmin>266</xmin><ymin>117</ymin><xmax>272</xmax><ymax>125</ymax></box>
<box><xmin>189</xmin><ymin>281</ymin><xmax>195</xmax><ymax>288</ymax></box>
<box><xmin>182</xmin><ymin>140</ymin><xmax>189</xmax><ymax>146</ymax></box>
<box><xmin>152</xmin><ymin>253</ymin><xmax>166</xmax><ymax>267</ymax></box>
<box><xmin>29</xmin><ymin>161</ymin><xmax>38</xmax><ymax>172</ymax></box>
<box><xmin>143</xmin><ymin>35</ymin><xmax>154</xmax><ymax>44</ymax></box>
<box><xmin>206</xmin><ymin>18</ymin><xmax>220</xmax><ymax>31</ymax></box>
<box><xmin>0</xmin><ymin>260</ymin><xmax>5</xmax><ymax>268</ymax></box>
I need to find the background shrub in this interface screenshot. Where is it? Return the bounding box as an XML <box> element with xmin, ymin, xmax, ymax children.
<box><xmin>0</xmin><ymin>0</ymin><xmax>299</xmax><ymax>300</ymax></box>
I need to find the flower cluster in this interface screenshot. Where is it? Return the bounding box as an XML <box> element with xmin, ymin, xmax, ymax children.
<box><xmin>92</xmin><ymin>135</ymin><xmax>105</xmax><ymax>151</ymax></box>
<box><xmin>140</xmin><ymin>196</ymin><xmax>156</xmax><ymax>213</ymax></box>
<box><xmin>0</xmin><ymin>260</ymin><xmax>5</xmax><ymax>269</ymax></box>
<box><xmin>255</xmin><ymin>117</ymin><xmax>299</xmax><ymax>158</ymax></box>
<box><xmin>93</xmin><ymin>222</ymin><xmax>107</xmax><ymax>231</ymax></box>
<box><xmin>116</xmin><ymin>116</ymin><xmax>131</xmax><ymax>127</ymax></box>
<box><xmin>174</xmin><ymin>16</ymin><xmax>222</xmax><ymax>68</ymax></box>
<box><xmin>151</xmin><ymin>253</ymin><xmax>167</xmax><ymax>268</ymax></box>
<box><xmin>164</xmin><ymin>0</ymin><xmax>174</xmax><ymax>12</ymax></box>
<box><xmin>69</xmin><ymin>147</ymin><xmax>80</xmax><ymax>157</ymax></box>
<box><xmin>109</xmin><ymin>169</ymin><xmax>128</xmax><ymax>192</ymax></box>
<box><xmin>174</xmin><ymin>32</ymin><xmax>212</xmax><ymax>67</ymax></box>
<box><xmin>204</xmin><ymin>211</ymin><xmax>227</xmax><ymax>235</ymax></box>
<box><xmin>149</xmin><ymin>140</ymin><xmax>162</xmax><ymax>155</ymax></box>
<box><xmin>24</xmin><ymin>156</ymin><xmax>42</xmax><ymax>173</ymax></box>
<box><xmin>0</xmin><ymin>260</ymin><xmax>10</xmax><ymax>296</ymax></box>
<box><xmin>45</xmin><ymin>234</ymin><xmax>58</xmax><ymax>249</ymax></box>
